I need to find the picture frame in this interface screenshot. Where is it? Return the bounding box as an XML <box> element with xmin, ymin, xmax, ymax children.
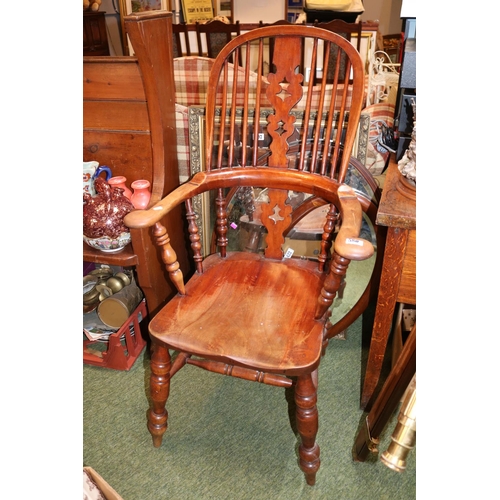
<box><xmin>233</xmin><ymin>1</ymin><xmax>287</xmax><ymax>23</ymax></box>
<box><xmin>214</xmin><ymin>0</ymin><xmax>233</xmax><ymax>19</ymax></box>
<box><xmin>180</xmin><ymin>0</ymin><xmax>214</xmax><ymax>24</ymax></box>
<box><xmin>287</xmin><ymin>0</ymin><xmax>304</xmax><ymax>7</ymax></box>
<box><xmin>119</xmin><ymin>0</ymin><xmax>170</xmax><ymax>56</ymax></box>
<box><xmin>187</xmin><ymin>105</ymin><xmax>370</xmax><ymax>256</ymax></box>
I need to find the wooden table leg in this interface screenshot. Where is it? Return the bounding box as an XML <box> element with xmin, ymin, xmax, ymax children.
<box><xmin>354</xmin><ymin>324</ymin><xmax>416</xmax><ymax>462</ymax></box>
<box><xmin>361</xmin><ymin>226</ymin><xmax>409</xmax><ymax>409</ymax></box>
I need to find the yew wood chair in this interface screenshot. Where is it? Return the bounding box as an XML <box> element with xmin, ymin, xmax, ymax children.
<box><xmin>195</xmin><ymin>19</ymin><xmax>241</xmax><ymax>65</ymax></box>
<box><xmin>125</xmin><ymin>25</ymin><xmax>375</xmax><ymax>486</ymax></box>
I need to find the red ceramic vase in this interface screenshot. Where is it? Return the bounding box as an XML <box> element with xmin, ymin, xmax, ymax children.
<box><xmin>108</xmin><ymin>176</ymin><xmax>133</xmax><ymax>200</ymax></box>
<box><xmin>131</xmin><ymin>179</ymin><xmax>151</xmax><ymax>209</ymax></box>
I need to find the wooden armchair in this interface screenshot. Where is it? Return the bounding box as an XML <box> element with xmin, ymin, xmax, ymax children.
<box><xmin>125</xmin><ymin>25</ymin><xmax>377</xmax><ymax>485</ymax></box>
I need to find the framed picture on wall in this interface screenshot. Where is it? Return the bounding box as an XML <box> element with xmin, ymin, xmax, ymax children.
<box><xmin>129</xmin><ymin>0</ymin><xmax>169</xmax><ymax>12</ymax></box>
<box><xmin>119</xmin><ymin>0</ymin><xmax>170</xmax><ymax>55</ymax></box>
<box><xmin>233</xmin><ymin>0</ymin><xmax>287</xmax><ymax>23</ymax></box>
<box><xmin>214</xmin><ymin>0</ymin><xmax>233</xmax><ymax>19</ymax></box>
<box><xmin>181</xmin><ymin>0</ymin><xmax>214</xmax><ymax>23</ymax></box>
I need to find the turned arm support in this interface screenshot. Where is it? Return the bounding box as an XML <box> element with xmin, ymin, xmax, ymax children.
<box><xmin>334</xmin><ymin>184</ymin><xmax>374</xmax><ymax>261</ymax></box>
<box><xmin>315</xmin><ymin>185</ymin><xmax>374</xmax><ymax>319</ymax></box>
<box><xmin>124</xmin><ymin>177</ymin><xmax>207</xmax><ymax>296</ymax></box>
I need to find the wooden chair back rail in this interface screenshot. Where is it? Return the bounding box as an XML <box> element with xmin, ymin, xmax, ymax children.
<box><xmin>205</xmin><ymin>27</ymin><xmax>365</xmax><ymax>181</ymax></box>
<box><xmin>195</xmin><ymin>20</ymin><xmax>241</xmax><ymax>64</ymax></box>
<box><xmin>172</xmin><ymin>22</ymin><xmax>190</xmax><ymax>57</ymax></box>
<box><xmin>172</xmin><ymin>20</ymin><xmax>369</xmax><ymax>59</ymax></box>
<box><xmin>310</xmin><ymin>20</ymin><xmax>362</xmax><ymax>85</ymax></box>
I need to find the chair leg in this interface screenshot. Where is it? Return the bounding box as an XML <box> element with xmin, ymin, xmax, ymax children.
<box><xmin>295</xmin><ymin>373</ymin><xmax>320</xmax><ymax>485</ymax></box>
<box><xmin>147</xmin><ymin>342</ymin><xmax>171</xmax><ymax>448</ymax></box>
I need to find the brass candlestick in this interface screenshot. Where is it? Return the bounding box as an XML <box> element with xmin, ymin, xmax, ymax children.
<box><xmin>380</xmin><ymin>374</ymin><xmax>416</xmax><ymax>472</ymax></box>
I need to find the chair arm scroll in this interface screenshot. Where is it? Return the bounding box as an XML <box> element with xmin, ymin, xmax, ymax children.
<box><xmin>334</xmin><ymin>185</ymin><xmax>375</xmax><ymax>261</ymax></box>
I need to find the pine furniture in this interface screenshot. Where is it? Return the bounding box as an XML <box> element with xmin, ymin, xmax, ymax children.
<box><xmin>83</xmin><ymin>11</ymin><xmax>190</xmax><ymax>318</ymax></box>
<box><xmin>83</xmin><ymin>11</ymin><xmax>110</xmax><ymax>56</ymax></box>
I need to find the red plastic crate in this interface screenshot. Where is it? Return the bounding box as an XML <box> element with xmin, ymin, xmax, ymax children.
<box><xmin>83</xmin><ymin>300</ymin><xmax>148</xmax><ymax>371</ymax></box>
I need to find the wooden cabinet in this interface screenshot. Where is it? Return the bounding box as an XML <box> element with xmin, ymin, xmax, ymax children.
<box><xmin>83</xmin><ymin>12</ymin><xmax>191</xmax><ymax>318</ymax></box>
<box><xmin>84</xmin><ymin>11</ymin><xmax>110</xmax><ymax>56</ymax></box>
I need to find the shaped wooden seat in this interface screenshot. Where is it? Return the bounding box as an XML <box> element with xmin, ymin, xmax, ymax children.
<box><xmin>125</xmin><ymin>20</ymin><xmax>378</xmax><ymax>486</ymax></box>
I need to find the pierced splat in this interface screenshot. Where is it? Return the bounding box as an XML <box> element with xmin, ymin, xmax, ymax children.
<box><xmin>260</xmin><ymin>188</ymin><xmax>292</xmax><ymax>259</ymax></box>
<box><xmin>265</xmin><ymin>36</ymin><xmax>304</xmax><ymax>167</ymax></box>
<box><xmin>276</xmin><ymin>86</ymin><xmax>293</xmax><ymax>102</ymax></box>
<box><xmin>273</xmin><ymin>120</ymin><xmax>286</xmax><ymax>137</ymax></box>
<box><xmin>268</xmin><ymin>205</ymin><xmax>285</xmax><ymax>224</ymax></box>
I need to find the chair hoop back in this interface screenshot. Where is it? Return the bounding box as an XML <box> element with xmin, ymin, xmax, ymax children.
<box><xmin>205</xmin><ymin>25</ymin><xmax>365</xmax><ymax>185</ymax></box>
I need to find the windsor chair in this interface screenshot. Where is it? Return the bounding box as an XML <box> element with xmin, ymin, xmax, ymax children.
<box><xmin>125</xmin><ymin>25</ymin><xmax>377</xmax><ymax>485</ymax></box>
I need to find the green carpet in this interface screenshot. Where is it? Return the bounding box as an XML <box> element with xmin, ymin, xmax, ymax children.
<box><xmin>83</xmin><ymin>307</ymin><xmax>416</xmax><ymax>500</ymax></box>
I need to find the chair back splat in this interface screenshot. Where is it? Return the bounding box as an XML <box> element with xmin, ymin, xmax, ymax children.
<box><xmin>195</xmin><ymin>19</ymin><xmax>241</xmax><ymax>64</ymax></box>
<box><xmin>125</xmin><ymin>21</ymin><xmax>377</xmax><ymax>486</ymax></box>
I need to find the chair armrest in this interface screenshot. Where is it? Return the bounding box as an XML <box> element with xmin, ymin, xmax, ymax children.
<box><xmin>334</xmin><ymin>185</ymin><xmax>375</xmax><ymax>261</ymax></box>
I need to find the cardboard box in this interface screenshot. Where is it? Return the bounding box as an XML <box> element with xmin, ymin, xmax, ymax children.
<box><xmin>84</xmin><ymin>467</ymin><xmax>124</xmax><ymax>500</ymax></box>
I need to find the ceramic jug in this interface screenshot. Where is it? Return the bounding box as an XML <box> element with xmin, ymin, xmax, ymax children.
<box><xmin>83</xmin><ymin>161</ymin><xmax>112</xmax><ymax>197</ymax></box>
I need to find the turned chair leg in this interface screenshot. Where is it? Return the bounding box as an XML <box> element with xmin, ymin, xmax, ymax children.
<box><xmin>147</xmin><ymin>342</ymin><xmax>171</xmax><ymax>447</ymax></box>
<box><xmin>295</xmin><ymin>373</ymin><xmax>320</xmax><ymax>485</ymax></box>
